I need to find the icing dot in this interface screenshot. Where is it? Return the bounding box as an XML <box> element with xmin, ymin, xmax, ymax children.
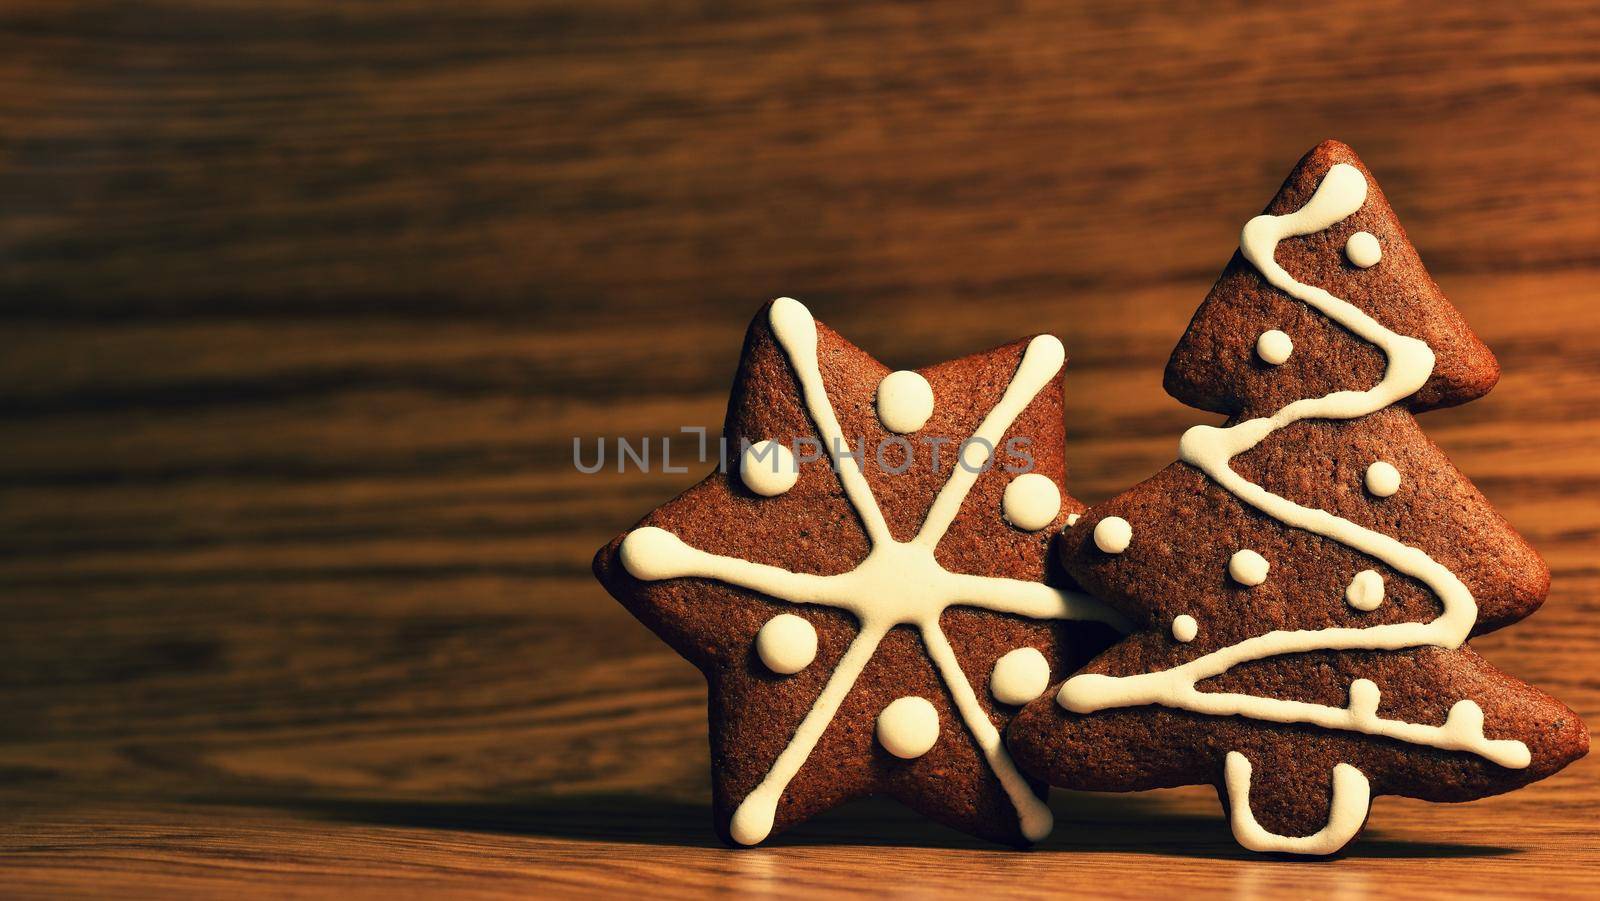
<box><xmin>1065</xmin><ymin>513</ymin><xmax>1081</xmax><ymax>526</ymax></box>
<box><xmin>990</xmin><ymin>647</ymin><xmax>1050</xmax><ymax>705</ymax></box>
<box><xmin>1345</xmin><ymin>231</ymin><xmax>1382</xmax><ymax>268</ymax></box>
<box><xmin>876</xmin><ymin>696</ymin><xmax>939</xmax><ymax>759</ymax></box>
<box><xmin>755</xmin><ymin>613</ymin><xmax>818</xmax><ymax>674</ymax></box>
<box><xmin>875</xmin><ymin>370</ymin><xmax>934</xmax><ymax>434</ymax></box>
<box><xmin>1171</xmin><ymin>614</ymin><xmax>1198</xmax><ymax>643</ymax></box>
<box><xmin>1349</xmin><ymin>678</ymin><xmax>1381</xmax><ymax>718</ymax></box>
<box><xmin>1229</xmin><ymin>549</ymin><xmax>1270</xmax><ymax>586</ymax></box>
<box><xmin>1255</xmin><ymin>329</ymin><xmax>1294</xmax><ymax>365</ymax></box>
<box><xmin>1346</xmin><ymin>569</ymin><xmax>1385</xmax><ymax>612</ymax></box>
<box><xmin>1002</xmin><ymin>473</ymin><xmax>1062</xmax><ymax>531</ymax></box>
<box><xmin>740</xmin><ymin>440</ymin><xmax>798</xmax><ymax>496</ymax></box>
<box><xmin>1093</xmin><ymin>516</ymin><xmax>1132</xmax><ymax>554</ymax></box>
<box><xmin>1365</xmin><ymin>461</ymin><xmax>1401</xmax><ymax>498</ymax></box>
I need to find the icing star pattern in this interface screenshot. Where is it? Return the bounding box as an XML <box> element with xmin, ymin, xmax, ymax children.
<box><xmin>614</xmin><ymin>298</ymin><xmax>1120</xmax><ymax>845</ymax></box>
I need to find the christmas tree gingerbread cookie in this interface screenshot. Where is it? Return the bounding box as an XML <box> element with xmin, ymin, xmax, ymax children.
<box><xmin>1006</xmin><ymin>140</ymin><xmax>1587</xmax><ymax>855</ymax></box>
<box><xmin>594</xmin><ymin>297</ymin><xmax>1122</xmax><ymax>846</ymax></box>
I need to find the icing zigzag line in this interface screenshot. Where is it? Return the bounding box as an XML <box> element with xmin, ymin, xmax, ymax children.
<box><xmin>1058</xmin><ymin>164</ymin><xmax>1531</xmax><ymax>770</ymax></box>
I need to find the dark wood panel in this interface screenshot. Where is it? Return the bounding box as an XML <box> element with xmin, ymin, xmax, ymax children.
<box><xmin>2</xmin><ymin>1</ymin><xmax>1597</xmax><ymax>318</ymax></box>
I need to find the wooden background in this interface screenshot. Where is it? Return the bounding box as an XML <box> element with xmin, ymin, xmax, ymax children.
<box><xmin>2</xmin><ymin>1</ymin><xmax>1598</xmax><ymax>897</ymax></box>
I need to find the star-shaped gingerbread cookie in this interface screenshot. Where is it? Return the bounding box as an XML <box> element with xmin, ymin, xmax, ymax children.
<box><xmin>593</xmin><ymin>297</ymin><xmax>1121</xmax><ymax>846</ymax></box>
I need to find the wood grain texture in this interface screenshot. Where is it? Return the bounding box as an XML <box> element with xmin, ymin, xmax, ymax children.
<box><xmin>1</xmin><ymin>0</ymin><xmax>1598</xmax><ymax>897</ymax></box>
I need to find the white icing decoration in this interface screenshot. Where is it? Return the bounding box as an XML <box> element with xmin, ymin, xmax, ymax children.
<box><xmin>621</xmin><ymin>298</ymin><xmax>1123</xmax><ymax>846</ymax></box>
<box><xmin>1346</xmin><ymin>569</ymin><xmax>1385</xmax><ymax>612</ymax></box>
<box><xmin>1056</xmin><ymin>164</ymin><xmax>1531</xmax><ymax>783</ymax></box>
<box><xmin>876</xmin><ymin>370</ymin><xmax>935</xmax><ymax>434</ymax></box>
<box><xmin>990</xmin><ymin>647</ymin><xmax>1050</xmax><ymax>706</ymax></box>
<box><xmin>877</xmin><ymin>696</ymin><xmax>940</xmax><ymax>759</ymax></box>
<box><xmin>1065</xmin><ymin>513</ymin><xmax>1081</xmax><ymax>527</ymax></box>
<box><xmin>1225</xmin><ymin>751</ymin><xmax>1369</xmax><ymax>855</ymax></box>
<box><xmin>1365</xmin><ymin>461</ymin><xmax>1401</xmax><ymax>497</ymax></box>
<box><xmin>1228</xmin><ymin>549</ymin><xmax>1270</xmax><ymax>587</ymax></box>
<box><xmin>756</xmin><ymin>613</ymin><xmax>818</xmax><ymax>675</ymax></box>
<box><xmin>1256</xmin><ymin>329</ymin><xmax>1294</xmax><ymax>365</ymax></box>
<box><xmin>1003</xmin><ymin>473</ymin><xmax>1062</xmax><ymax>532</ymax></box>
<box><xmin>1345</xmin><ymin>231</ymin><xmax>1382</xmax><ymax>268</ymax></box>
<box><xmin>1171</xmin><ymin>614</ymin><xmax>1198</xmax><ymax>643</ymax></box>
<box><xmin>1094</xmin><ymin>516</ymin><xmax>1132</xmax><ymax>554</ymax></box>
<box><xmin>740</xmin><ymin>439</ymin><xmax>798</xmax><ymax>497</ymax></box>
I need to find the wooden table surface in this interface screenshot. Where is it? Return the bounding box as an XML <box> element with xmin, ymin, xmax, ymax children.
<box><xmin>2</xmin><ymin>1</ymin><xmax>1598</xmax><ymax>897</ymax></box>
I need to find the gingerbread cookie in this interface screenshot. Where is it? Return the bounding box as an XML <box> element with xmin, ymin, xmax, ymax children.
<box><xmin>1006</xmin><ymin>141</ymin><xmax>1587</xmax><ymax>855</ymax></box>
<box><xmin>593</xmin><ymin>297</ymin><xmax>1121</xmax><ymax>846</ymax></box>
